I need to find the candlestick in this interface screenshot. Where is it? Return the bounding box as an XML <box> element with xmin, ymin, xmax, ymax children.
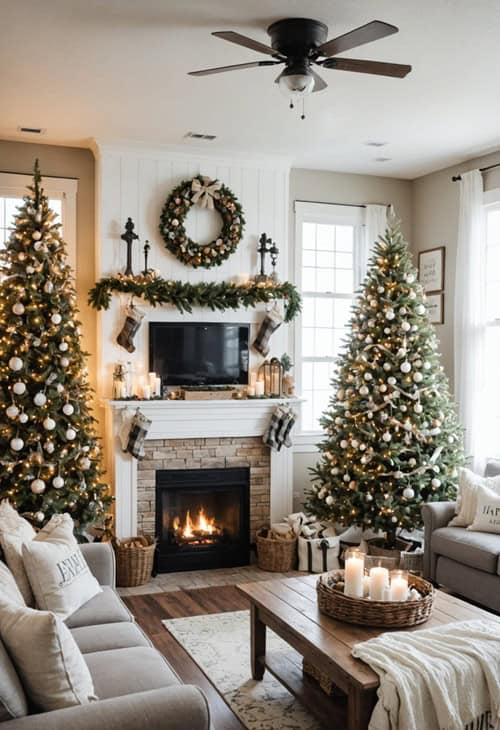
<box><xmin>255</xmin><ymin>380</ymin><xmax>265</xmax><ymax>397</ymax></box>
<box><xmin>390</xmin><ymin>571</ymin><xmax>409</xmax><ymax>602</ymax></box>
<box><xmin>369</xmin><ymin>566</ymin><xmax>389</xmax><ymax>601</ymax></box>
<box><xmin>344</xmin><ymin>548</ymin><xmax>364</xmax><ymax>598</ymax></box>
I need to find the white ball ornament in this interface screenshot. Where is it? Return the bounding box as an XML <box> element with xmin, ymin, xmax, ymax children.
<box><xmin>51</xmin><ymin>313</ymin><xmax>62</xmax><ymax>325</ymax></box>
<box><xmin>331</xmin><ymin>467</ymin><xmax>340</xmax><ymax>475</ymax></box>
<box><xmin>367</xmin><ymin>412</ymin><xmax>373</xmax><ymax>419</ymax></box>
<box><xmin>32</xmin><ymin>231</ymin><xmax>42</xmax><ymax>241</ymax></box>
<box><xmin>33</xmin><ymin>391</ymin><xmax>47</xmax><ymax>407</ymax></box>
<box><xmin>431</xmin><ymin>478</ymin><xmax>441</xmax><ymax>488</ymax></box>
<box><xmin>384</xmin><ymin>327</ymin><xmax>391</xmax><ymax>334</ymax></box>
<box><xmin>383</xmin><ymin>362</ymin><xmax>392</xmax><ymax>371</ymax></box>
<box><xmin>60</xmin><ymin>357</ymin><xmax>70</xmax><ymax>368</ymax></box>
<box><xmin>35</xmin><ymin>512</ymin><xmax>45</xmax><ymax>523</ymax></box>
<box><xmin>388</xmin><ymin>376</ymin><xmax>397</xmax><ymax>385</ymax></box>
<box><xmin>416</xmin><ymin>304</ymin><xmax>426</xmax><ymax>315</ymax></box>
<box><xmin>13</xmin><ymin>382</ymin><xmax>26</xmax><ymax>395</ymax></box>
<box><xmin>33</xmin><ymin>241</ymin><xmax>43</xmax><ymax>251</ymax></box>
<box><xmin>351</xmin><ymin>439</ymin><xmax>359</xmax><ymax>449</ymax></box>
<box><xmin>6</xmin><ymin>404</ymin><xmax>19</xmax><ymax>419</ymax></box>
<box><xmin>400</xmin><ymin>404</ymin><xmax>407</xmax><ymax>412</ymax></box>
<box><xmin>31</xmin><ymin>479</ymin><xmax>46</xmax><ymax>494</ymax></box>
<box><xmin>359</xmin><ymin>385</ymin><xmax>369</xmax><ymax>396</ymax></box>
<box><xmin>44</xmin><ymin>281</ymin><xmax>54</xmax><ymax>294</ymax></box>
<box><xmin>406</xmin><ymin>274</ymin><xmax>415</xmax><ymax>284</ymax></box>
<box><xmin>404</xmin><ymin>421</ymin><xmax>413</xmax><ymax>431</ymax></box>
<box><xmin>409</xmin><ymin>458</ymin><xmax>417</xmax><ymax>467</ymax></box>
<box><xmin>340</xmin><ymin>439</ymin><xmax>348</xmax><ymax>449</ymax></box>
<box><xmin>364</xmin><ymin>372</ymin><xmax>373</xmax><ymax>381</ymax></box>
<box><xmin>56</xmin><ymin>384</ymin><xmax>64</xmax><ymax>394</ymax></box>
<box><xmin>386</xmin><ymin>309</ymin><xmax>395</xmax><ymax>320</ymax></box>
<box><xmin>366</xmin><ymin>493</ymin><xmax>373</xmax><ymax>501</ymax></box>
<box><xmin>379</xmin><ymin>384</ymin><xmax>387</xmax><ymax>393</ymax></box>
<box><xmin>423</xmin><ymin>361</ymin><xmax>431</xmax><ymax>370</ymax></box>
<box><xmin>12</xmin><ymin>302</ymin><xmax>25</xmax><ymax>316</ymax></box>
<box><xmin>19</xmin><ymin>412</ymin><xmax>28</xmax><ymax>424</ymax></box>
<box><xmin>403</xmin><ymin>487</ymin><xmax>415</xmax><ymax>499</ymax></box>
<box><xmin>382</xmin><ymin>431</ymin><xmax>392</xmax><ymax>442</ymax></box>
<box><xmin>409</xmin><ymin>290</ymin><xmax>417</xmax><ymax>300</ymax></box>
<box><xmin>66</xmin><ymin>428</ymin><xmax>76</xmax><ymax>441</ymax></box>
<box><xmin>52</xmin><ymin>476</ymin><xmax>64</xmax><ymax>489</ymax></box>
<box><xmin>334</xmin><ymin>416</ymin><xmax>343</xmax><ymax>425</ymax></box>
<box><xmin>400</xmin><ymin>361</ymin><xmax>411</xmax><ymax>374</ymax></box>
<box><xmin>10</xmin><ymin>437</ymin><xmax>24</xmax><ymax>451</ymax></box>
<box><xmin>325</xmin><ymin>495</ymin><xmax>334</xmax><ymax>506</ymax></box>
<box><xmin>377</xmin><ymin>286</ymin><xmax>384</xmax><ymax>294</ymax></box>
<box><xmin>370</xmin><ymin>299</ymin><xmax>377</xmax><ymax>308</ymax></box>
<box><xmin>399</xmin><ymin>307</ymin><xmax>407</xmax><ymax>315</ymax></box>
<box><xmin>391</xmin><ymin>516</ymin><xmax>398</xmax><ymax>523</ymax></box>
<box><xmin>343</xmin><ymin>474</ymin><xmax>350</xmax><ymax>483</ymax></box>
<box><xmin>360</xmin><ymin>443</ymin><xmax>367</xmax><ymax>451</ymax></box>
<box><xmin>413</xmin><ymin>372</ymin><xmax>423</xmax><ymax>383</ymax></box>
<box><xmin>59</xmin><ymin>342</ymin><xmax>68</xmax><ymax>352</ymax></box>
<box><xmin>44</xmin><ymin>441</ymin><xmax>55</xmax><ymax>454</ymax></box>
<box><xmin>62</xmin><ymin>403</ymin><xmax>74</xmax><ymax>416</ymax></box>
<box><xmin>401</xmin><ymin>321</ymin><xmax>411</xmax><ymax>332</ymax></box>
<box><xmin>26</xmin><ymin>265</ymin><xmax>35</xmax><ymax>274</ymax></box>
<box><xmin>9</xmin><ymin>357</ymin><xmax>23</xmax><ymax>372</ymax></box>
<box><xmin>33</xmin><ymin>338</ymin><xmax>41</xmax><ymax>347</ymax></box>
<box><xmin>43</xmin><ymin>417</ymin><xmax>56</xmax><ymax>431</ymax></box>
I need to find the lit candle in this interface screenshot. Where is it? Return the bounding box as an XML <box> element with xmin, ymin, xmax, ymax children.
<box><xmin>120</xmin><ymin>382</ymin><xmax>128</xmax><ymax>399</ymax></box>
<box><xmin>255</xmin><ymin>380</ymin><xmax>265</xmax><ymax>396</ymax></box>
<box><xmin>344</xmin><ymin>549</ymin><xmax>364</xmax><ymax>598</ymax></box>
<box><xmin>247</xmin><ymin>386</ymin><xmax>256</xmax><ymax>397</ymax></box>
<box><xmin>250</xmin><ymin>372</ymin><xmax>257</xmax><ymax>387</ymax></box>
<box><xmin>369</xmin><ymin>566</ymin><xmax>390</xmax><ymax>601</ymax></box>
<box><xmin>141</xmin><ymin>384</ymin><xmax>151</xmax><ymax>400</ymax></box>
<box><xmin>390</xmin><ymin>571</ymin><xmax>409</xmax><ymax>602</ymax></box>
<box><xmin>148</xmin><ymin>371</ymin><xmax>156</xmax><ymax>390</ymax></box>
<box><xmin>155</xmin><ymin>377</ymin><xmax>162</xmax><ymax>397</ymax></box>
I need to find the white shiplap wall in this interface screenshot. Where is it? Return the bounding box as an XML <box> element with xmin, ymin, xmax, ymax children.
<box><xmin>94</xmin><ymin>142</ymin><xmax>291</xmax><ymax>397</ymax></box>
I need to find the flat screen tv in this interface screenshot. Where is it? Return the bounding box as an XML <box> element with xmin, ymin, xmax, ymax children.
<box><xmin>149</xmin><ymin>322</ymin><xmax>249</xmax><ymax>387</ymax></box>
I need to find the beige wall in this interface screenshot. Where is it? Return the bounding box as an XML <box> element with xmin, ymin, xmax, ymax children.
<box><xmin>289</xmin><ymin>168</ymin><xmax>414</xmax><ymax>510</ymax></box>
<box><xmin>411</xmin><ymin>150</ymin><xmax>500</xmax><ymax>390</ymax></box>
<box><xmin>0</xmin><ymin>141</ymin><xmax>97</xmax><ymax>397</ymax></box>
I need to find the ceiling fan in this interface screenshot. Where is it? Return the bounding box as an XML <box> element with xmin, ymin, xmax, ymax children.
<box><xmin>188</xmin><ymin>18</ymin><xmax>411</xmax><ymax>117</ymax></box>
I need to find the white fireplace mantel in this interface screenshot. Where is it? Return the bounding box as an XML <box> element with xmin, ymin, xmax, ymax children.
<box><xmin>104</xmin><ymin>398</ymin><xmax>301</xmax><ymax>538</ymax></box>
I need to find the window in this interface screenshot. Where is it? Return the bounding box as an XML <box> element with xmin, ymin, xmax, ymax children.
<box><xmin>484</xmin><ymin>191</ymin><xmax>500</xmax><ymax>456</ymax></box>
<box><xmin>294</xmin><ymin>202</ymin><xmax>363</xmax><ymax>433</ymax></box>
<box><xmin>0</xmin><ymin>172</ymin><xmax>77</xmax><ymax>272</ymax></box>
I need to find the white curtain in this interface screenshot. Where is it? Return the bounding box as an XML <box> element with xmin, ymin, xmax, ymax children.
<box><xmin>355</xmin><ymin>204</ymin><xmax>388</xmax><ymax>288</ymax></box>
<box><xmin>454</xmin><ymin>169</ymin><xmax>487</xmax><ymax>473</ymax></box>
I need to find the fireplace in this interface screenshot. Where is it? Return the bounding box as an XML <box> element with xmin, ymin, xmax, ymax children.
<box><xmin>155</xmin><ymin>467</ymin><xmax>250</xmax><ymax>572</ymax></box>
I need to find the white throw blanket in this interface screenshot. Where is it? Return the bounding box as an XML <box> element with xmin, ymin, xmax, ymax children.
<box><xmin>352</xmin><ymin>620</ymin><xmax>500</xmax><ymax>730</ymax></box>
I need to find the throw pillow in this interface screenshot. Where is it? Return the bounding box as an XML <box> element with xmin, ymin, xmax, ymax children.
<box><xmin>22</xmin><ymin>514</ymin><xmax>101</xmax><ymax>619</ymax></box>
<box><xmin>0</xmin><ymin>601</ymin><xmax>97</xmax><ymax>711</ymax></box>
<box><xmin>449</xmin><ymin>468</ymin><xmax>500</xmax><ymax>527</ymax></box>
<box><xmin>0</xmin><ymin>562</ymin><xmax>25</xmax><ymax>607</ymax></box>
<box><xmin>0</xmin><ymin>640</ymin><xmax>28</xmax><ymax>721</ymax></box>
<box><xmin>468</xmin><ymin>485</ymin><xmax>500</xmax><ymax>534</ymax></box>
<box><xmin>0</xmin><ymin>501</ymin><xmax>36</xmax><ymax>605</ymax></box>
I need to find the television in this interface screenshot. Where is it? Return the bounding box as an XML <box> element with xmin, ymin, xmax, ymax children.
<box><xmin>149</xmin><ymin>322</ymin><xmax>250</xmax><ymax>387</ymax></box>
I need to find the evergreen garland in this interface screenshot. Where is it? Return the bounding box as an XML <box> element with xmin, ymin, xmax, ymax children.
<box><xmin>88</xmin><ymin>272</ymin><xmax>301</xmax><ymax>322</ymax></box>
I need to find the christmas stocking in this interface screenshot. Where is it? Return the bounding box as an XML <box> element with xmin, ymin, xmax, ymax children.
<box><xmin>252</xmin><ymin>305</ymin><xmax>284</xmax><ymax>356</ymax></box>
<box><xmin>124</xmin><ymin>409</ymin><xmax>152</xmax><ymax>460</ymax></box>
<box><xmin>117</xmin><ymin>303</ymin><xmax>145</xmax><ymax>353</ymax></box>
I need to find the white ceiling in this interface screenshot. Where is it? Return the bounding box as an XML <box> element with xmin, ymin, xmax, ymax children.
<box><xmin>1</xmin><ymin>0</ymin><xmax>500</xmax><ymax>179</ymax></box>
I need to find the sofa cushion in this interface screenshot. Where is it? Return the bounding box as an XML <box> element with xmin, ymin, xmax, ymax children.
<box><xmin>84</xmin><ymin>647</ymin><xmax>180</xmax><ymax>700</ymax></box>
<box><xmin>0</xmin><ymin>501</ymin><xmax>36</xmax><ymax>605</ymax></box>
<box><xmin>432</xmin><ymin>526</ymin><xmax>500</xmax><ymax>574</ymax></box>
<box><xmin>65</xmin><ymin>586</ymin><xmax>134</xmax><ymax>628</ymax></box>
<box><xmin>71</xmin><ymin>622</ymin><xmax>152</xmax><ymax>654</ymax></box>
<box><xmin>0</xmin><ymin>639</ymin><xmax>28</xmax><ymax>721</ymax></box>
<box><xmin>0</xmin><ymin>562</ymin><xmax>25</xmax><ymax>607</ymax></box>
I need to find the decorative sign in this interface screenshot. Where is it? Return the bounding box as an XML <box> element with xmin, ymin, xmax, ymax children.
<box><xmin>418</xmin><ymin>247</ymin><xmax>445</xmax><ymax>293</ymax></box>
<box><xmin>426</xmin><ymin>293</ymin><xmax>444</xmax><ymax>325</ymax></box>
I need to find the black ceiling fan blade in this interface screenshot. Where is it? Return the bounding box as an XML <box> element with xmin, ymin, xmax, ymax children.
<box><xmin>310</xmin><ymin>69</ymin><xmax>328</xmax><ymax>92</ymax></box>
<box><xmin>188</xmin><ymin>60</ymin><xmax>281</xmax><ymax>77</ymax></box>
<box><xmin>212</xmin><ymin>31</ymin><xmax>280</xmax><ymax>57</ymax></box>
<box><xmin>316</xmin><ymin>20</ymin><xmax>398</xmax><ymax>58</ymax></box>
<box><xmin>322</xmin><ymin>57</ymin><xmax>411</xmax><ymax>78</ymax></box>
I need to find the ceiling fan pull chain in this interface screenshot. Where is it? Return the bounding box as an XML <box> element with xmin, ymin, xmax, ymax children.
<box><xmin>301</xmin><ymin>97</ymin><xmax>306</xmax><ymax>121</ymax></box>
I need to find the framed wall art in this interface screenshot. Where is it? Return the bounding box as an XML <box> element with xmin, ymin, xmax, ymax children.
<box><xmin>418</xmin><ymin>246</ymin><xmax>445</xmax><ymax>293</ymax></box>
<box><xmin>426</xmin><ymin>293</ymin><xmax>444</xmax><ymax>325</ymax></box>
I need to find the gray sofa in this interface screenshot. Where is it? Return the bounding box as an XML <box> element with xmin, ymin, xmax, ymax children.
<box><xmin>422</xmin><ymin>501</ymin><xmax>500</xmax><ymax>612</ymax></box>
<box><xmin>1</xmin><ymin>542</ymin><xmax>210</xmax><ymax>729</ymax></box>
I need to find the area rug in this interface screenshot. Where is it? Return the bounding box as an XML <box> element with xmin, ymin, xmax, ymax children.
<box><xmin>163</xmin><ymin>610</ymin><xmax>321</xmax><ymax>730</ymax></box>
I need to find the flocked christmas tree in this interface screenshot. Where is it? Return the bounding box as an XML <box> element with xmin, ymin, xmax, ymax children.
<box><xmin>0</xmin><ymin>162</ymin><xmax>112</xmax><ymax>532</ymax></box>
<box><xmin>305</xmin><ymin>221</ymin><xmax>464</xmax><ymax>545</ymax></box>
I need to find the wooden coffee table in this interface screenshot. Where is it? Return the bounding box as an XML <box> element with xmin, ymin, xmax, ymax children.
<box><xmin>236</xmin><ymin>574</ymin><xmax>498</xmax><ymax>730</ymax></box>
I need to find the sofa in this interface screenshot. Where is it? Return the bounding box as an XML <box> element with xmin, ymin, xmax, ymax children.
<box><xmin>1</xmin><ymin>542</ymin><xmax>210</xmax><ymax>729</ymax></box>
<box><xmin>422</xmin><ymin>501</ymin><xmax>500</xmax><ymax>612</ymax></box>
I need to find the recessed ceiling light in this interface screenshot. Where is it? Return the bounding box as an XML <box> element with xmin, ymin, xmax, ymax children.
<box><xmin>17</xmin><ymin>126</ymin><xmax>46</xmax><ymax>135</ymax></box>
<box><xmin>374</xmin><ymin>157</ymin><xmax>392</xmax><ymax>162</ymax></box>
<box><xmin>365</xmin><ymin>141</ymin><xmax>387</xmax><ymax>147</ymax></box>
<box><xmin>184</xmin><ymin>131</ymin><xmax>217</xmax><ymax>141</ymax></box>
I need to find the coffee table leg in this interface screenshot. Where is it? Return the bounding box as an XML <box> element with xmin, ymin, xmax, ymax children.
<box><xmin>250</xmin><ymin>604</ymin><xmax>266</xmax><ymax>680</ymax></box>
<box><xmin>348</xmin><ymin>686</ymin><xmax>377</xmax><ymax>730</ymax></box>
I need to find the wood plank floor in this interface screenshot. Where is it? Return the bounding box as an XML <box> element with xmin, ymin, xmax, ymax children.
<box><xmin>123</xmin><ymin>585</ymin><xmax>250</xmax><ymax>730</ymax></box>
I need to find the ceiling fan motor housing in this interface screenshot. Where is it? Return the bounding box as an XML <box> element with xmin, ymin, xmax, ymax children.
<box><xmin>267</xmin><ymin>18</ymin><xmax>328</xmax><ymax>61</ymax></box>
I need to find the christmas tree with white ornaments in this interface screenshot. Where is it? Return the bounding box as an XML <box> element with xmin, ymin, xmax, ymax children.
<box><xmin>305</xmin><ymin>221</ymin><xmax>464</xmax><ymax>546</ymax></box>
<box><xmin>0</xmin><ymin>161</ymin><xmax>112</xmax><ymax>532</ymax></box>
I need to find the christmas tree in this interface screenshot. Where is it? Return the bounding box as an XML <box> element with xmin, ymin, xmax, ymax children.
<box><xmin>305</xmin><ymin>221</ymin><xmax>464</xmax><ymax>545</ymax></box>
<box><xmin>0</xmin><ymin>162</ymin><xmax>112</xmax><ymax>532</ymax></box>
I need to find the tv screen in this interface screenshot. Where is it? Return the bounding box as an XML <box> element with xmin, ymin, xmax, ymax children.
<box><xmin>149</xmin><ymin>322</ymin><xmax>249</xmax><ymax>387</ymax></box>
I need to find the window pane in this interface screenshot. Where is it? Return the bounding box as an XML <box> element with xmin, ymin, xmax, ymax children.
<box><xmin>315</xmin><ymin>299</ymin><xmax>334</xmax><ymax>328</ymax></box>
<box><xmin>302</xmin><ymin>298</ymin><xmax>316</xmax><ymax>326</ymax></box>
<box><xmin>335</xmin><ymin>225</ymin><xmax>353</xmax><ymax>251</ymax></box>
<box><xmin>303</xmin><ymin>222</ymin><xmax>316</xmax><ymax>249</ymax></box>
<box><xmin>302</xmin><ymin>362</ymin><xmax>313</xmax><ymax>390</ymax></box>
<box><xmin>334</xmin><ymin>298</ymin><xmax>353</xmax><ymax>328</ymax></box>
<box><xmin>316</xmin><ymin>269</ymin><xmax>335</xmax><ymax>292</ymax></box>
<box><xmin>335</xmin><ymin>268</ymin><xmax>353</xmax><ymax>294</ymax></box>
<box><xmin>315</xmin><ymin>329</ymin><xmax>336</xmax><ymax>357</ymax></box>
<box><xmin>313</xmin><ymin>390</ymin><xmax>330</xmax><ymax>429</ymax></box>
<box><xmin>301</xmin><ymin>392</ymin><xmax>314</xmax><ymax>432</ymax></box>
<box><xmin>302</xmin><ymin>249</ymin><xmax>316</xmax><ymax>267</ymax></box>
<box><xmin>314</xmin><ymin>362</ymin><xmax>331</xmax><ymax>390</ymax></box>
<box><xmin>302</xmin><ymin>328</ymin><xmax>315</xmax><ymax>357</ymax></box>
<box><xmin>316</xmin><ymin>224</ymin><xmax>335</xmax><ymax>250</ymax></box>
<box><xmin>336</xmin><ymin>251</ymin><xmax>353</xmax><ymax>269</ymax></box>
<box><xmin>317</xmin><ymin>250</ymin><xmax>335</xmax><ymax>268</ymax></box>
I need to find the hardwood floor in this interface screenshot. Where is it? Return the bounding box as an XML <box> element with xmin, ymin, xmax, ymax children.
<box><xmin>123</xmin><ymin>585</ymin><xmax>250</xmax><ymax>730</ymax></box>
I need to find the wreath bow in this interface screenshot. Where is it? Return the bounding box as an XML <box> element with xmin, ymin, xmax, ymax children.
<box><xmin>191</xmin><ymin>176</ymin><xmax>221</xmax><ymax>210</ymax></box>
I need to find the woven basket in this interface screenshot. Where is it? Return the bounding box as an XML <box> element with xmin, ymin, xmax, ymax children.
<box><xmin>113</xmin><ymin>536</ymin><xmax>156</xmax><ymax>587</ymax></box>
<box><xmin>317</xmin><ymin>571</ymin><xmax>434</xmax><ymax>628</ymax></box>
<box><xmin>256</xmin><ymin>531</ymin><xmax>297</xmax><ymax>572</ymax></box>
<box><xmin>366</xmin><ymin>537</ymin><xmax>424</xmax><ymax>574</ymax></box>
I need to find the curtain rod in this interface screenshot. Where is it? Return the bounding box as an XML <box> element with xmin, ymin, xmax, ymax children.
<box><xmin>294</xmin><ymin>199</ymin><xmax>390</xmax><ymax>210</ymax></box>
<box><xmin>0</xmin><ymin>169</ymin><xmax>78</xmax><ymax>180</ymax></box>
<box><xmin>451</xmin><ymin>162</ymin><xmax>500</xmax><ymax>182</ymax></box>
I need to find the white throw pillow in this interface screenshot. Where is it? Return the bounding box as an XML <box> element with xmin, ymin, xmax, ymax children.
<box><xmin>468</xmin><ymin>485</ymin><xmax>500</xmax><ymax>534</ymax></box>
<box><xmin>0</xmin><ymin>601</ymin><xmax>97</xmax><ymax>711</ymax></box>
<box><xmin>0</xmin><ymin>501</ymin><xmax>36</xmax><ymax>605</ymax></box>
<box><xmin>449</xmin><ymin>468</ymin><xmax>500</xmax><ymax>527</ymax></box>
<box><xmin>22</xmin><ymin>514</ymin><xmax>101</xmax><ymax>619</ymax></box>
<box><xmin>0</xmin><ymin>562</ymin><xmax>25</xmax><ymax>607</ymax></box>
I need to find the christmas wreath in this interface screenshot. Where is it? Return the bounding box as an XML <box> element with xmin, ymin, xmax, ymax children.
<box><xmin>159</xmin><ymin>175</ymin><xmax>245</xmax><ymax>268</ymax></box>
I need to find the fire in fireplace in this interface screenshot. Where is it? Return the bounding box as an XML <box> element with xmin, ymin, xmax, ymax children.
<box><xmin>155</xmin><ymin>467</ymin><xmax>250</xmax><ymax>572</ymax></box>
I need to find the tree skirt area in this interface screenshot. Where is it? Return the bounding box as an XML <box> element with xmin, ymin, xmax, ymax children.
<box><xmin>163</xmin><ymin>610</ymin><xmax>321</xmax><ymax>730</ymax></box>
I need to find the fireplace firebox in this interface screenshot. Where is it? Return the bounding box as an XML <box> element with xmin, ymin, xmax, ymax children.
<box><xmin>155</xmin><ymin>467</ymin><xmax>250</xmax><ymax>572</ymax></box>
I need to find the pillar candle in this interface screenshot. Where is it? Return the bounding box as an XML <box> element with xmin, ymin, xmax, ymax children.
<box><xmin>141</xmin><ymin>384</ymin><xmax>151</xmax><ymax>400</ymax></box>
<box><xmin>382</xmin><ymin>586</ymin><xmax>392</xmax><ymax>602</ymax></box>
<box><xmin>369</xmin><ymin>566</ymin><xmax>389</xmax><ymax>601</ymax></box>
<box><xmin>344</xmin><ymin>550</ymin><xmax>364</xmax><ymax>598</ymax></box>
<box><xmin>390</xmin><ymin>571</ymin><xmax>409</xmax><ymax>602</ymax></box>
<box><xmin>155</xmin><ymin>377</ymin><xmax>162</xmax><ymax>397</ymax></box>
<box><xmin>148</xmin><ymin>372</ymin><xmax>156</xmax><ymax>390</ymax></box>
<box><xmin>247</xmin><ymin>386</ymin><xmax>256</xmax><ymax>397</ymax></box>
<box><xmin>250</xmin><ymin>372</ymin><xmax>257</xmax><ymax>387</ymax></box>
<box><xmin>255</xmin><ymin>380</ymin><xmax>265</xmax><ymax>396</ymax></box>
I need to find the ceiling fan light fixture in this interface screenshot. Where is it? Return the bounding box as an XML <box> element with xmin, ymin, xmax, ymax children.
<box><xmin>278</xmin><ymin>65</ymin><xmax>315</xmax><ymax>96</ymax></box>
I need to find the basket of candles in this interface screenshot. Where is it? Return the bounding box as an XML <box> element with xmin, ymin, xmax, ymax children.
<box><xmin>316</xmin><ymin>548</ymin><xmax>434</xmax><ymax>628</ymax></box>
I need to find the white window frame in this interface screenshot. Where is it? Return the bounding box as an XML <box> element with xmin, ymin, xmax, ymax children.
<box><xmin>294</xmin><ymin>201</ymin><xmax>364</xmax><ymax>444</ymax></box>
<box><xmin>0</xmin><ymin>172</ymin><xmax>77</xmax><ymax>273</ymax></box>
<box><xmin>483</xmin><ymin>187</ymin><xmax>500</xmax><ymax>458</ymax></box>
